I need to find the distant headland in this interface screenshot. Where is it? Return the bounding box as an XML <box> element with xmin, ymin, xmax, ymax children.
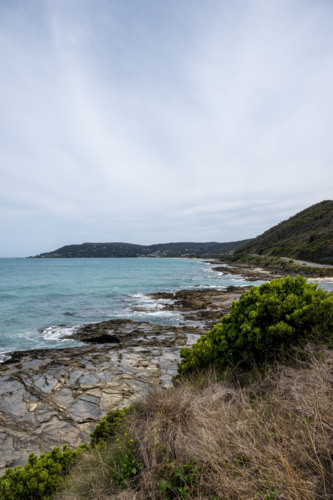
<box><xmin>28</xmin><ymin>240</ymin><xmax>252</xmax><ymax>259</ymax></box>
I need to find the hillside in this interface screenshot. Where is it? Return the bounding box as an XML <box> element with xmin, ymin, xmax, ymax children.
<box><xmin>29</xmin><ymin>239</ymin><xmax>252</xmax><ymax>259</ymax></box>
<box><xmin>235</xmin><ymin>200</ymin><xmax>333</xmax><ymax>263</ymax></box>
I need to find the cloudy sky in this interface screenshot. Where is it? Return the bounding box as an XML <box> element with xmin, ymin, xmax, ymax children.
<box><xmin>1</xmin><ymin>0</ymin><xmax>333</xmax><ymax>257</ymax></box>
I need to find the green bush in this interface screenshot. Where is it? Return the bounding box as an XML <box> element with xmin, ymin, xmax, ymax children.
<box><xmin>110</xmin><ymin>447</ymin><xmax>142</xmax><ymax>489</ymax></box>
<box><xmin>177</xmin><ymin>276</ymin><xmax>333</xmax><ymax>376</ymax></box>
<box><xmin>89</xmin><ymin>406</ymin><xmax>143</xmax><ymax>488</ymax></box>
<box><xmin>0</xmin><ymin>408</ymin><xmax>134</xmax><ymax>500</ymax></box>
<box><xmin>90</xmin><ymin>406</ymin><xmax>131</xmax><ymax>447</ymax></box>
<box><xmin>158</xmin><ymin>459</ymin><xmax>201</xmax><ymax>500</ymax></box>
<box><xmin>0</xmin><ymin>444</ymin><xmax>87</xmax><ymax>500</ymax></box>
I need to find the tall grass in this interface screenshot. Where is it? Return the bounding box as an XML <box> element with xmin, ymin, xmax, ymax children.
<box><xmin>55</xmin><ymin>345</ymin><xmax>333</xmax><ymax>500</ymax></box>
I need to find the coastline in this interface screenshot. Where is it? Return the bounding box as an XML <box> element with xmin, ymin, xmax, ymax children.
<box><xmin>2</xmin><ymin>259</ymin><xmax>333</xmax><ymax>471</ymax></box>
<box><xmin>212</xmin><ymin>258</ymin><xmax>333</xmax><ymax>291</ymax></box>
<box><xmin>223</xmin><ymin>254</ymin><xmax>333</xmax><ymax>278</ymax></box>
<box><xmin>0</xmin><ymin>279</ymin><xmax>252</xmax><ymax>471</ymax></box>
<box><xmin>0</xmin><ymin>257</ymin><xmax>237</xmax><ymax>358</ymax></box>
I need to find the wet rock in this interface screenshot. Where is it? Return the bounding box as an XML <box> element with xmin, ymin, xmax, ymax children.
<box><xmin>147</xmin><ymin>286</ymin><xmax>252</xmax><ymax>329</ymax></box>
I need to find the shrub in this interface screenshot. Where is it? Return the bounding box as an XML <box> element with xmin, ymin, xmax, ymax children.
<box><xmin>0</xmin><ymin>444</ymin><xmax>87</xmax><ymax>500</ymax></box>
<box><xmin>0</xmin><ymin>407</ymin><xmax>135</xmax><ymax>500</ymax></box>
<box><xmin>90</xmin><ymin>407</ymin><xmax>143</xmax><ymax>489</ymax></box>
<box><xmin>89</xmin><ymin>406</ymin><xmax>143</xmax><ymax>489</ymax></box>
<box><xmin>52</xmin><ymin>408</ymin><xmax>142</xmax><ymax>499</ymax></box>
<box><xmin>90</xmin><ymin>406</ymin><xmax>131</xmax><ymax>447</ymax></box>
<box><xmin>158</xmin><ymin>459</ymin><xmax>201</xmax><ymax>499</ymax></box>
<box><xmin>109</xmin><ymin>445</ymin><xmax>143</xmax><ymax>489</ymax></box>
<box><xmin>177</xmin><ymin>276</ymin><xmax>333</xmax><ymax>376</ymax></box>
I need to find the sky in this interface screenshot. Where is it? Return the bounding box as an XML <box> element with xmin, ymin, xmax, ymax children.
<box><xmin>1</xmin><ymin>0</ymin><xmax>333</xmax><ymax>257</ymax></box>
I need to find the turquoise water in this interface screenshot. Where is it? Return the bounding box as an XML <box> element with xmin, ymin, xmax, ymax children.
<box><xmin>0</xmin><ymin>258</ymin><xmax>262</xmax><ymax>360</ymax></box>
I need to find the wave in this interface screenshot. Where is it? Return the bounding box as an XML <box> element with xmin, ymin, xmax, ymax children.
<box><xmin>39</xmin><ymin>325</ymin><xmax>80</xmax><ymax>341</ymax></box>
<box><xmin>0</xmin><ymin>352</ymin><xmax>12</xmax><ymax>363</ymax></box>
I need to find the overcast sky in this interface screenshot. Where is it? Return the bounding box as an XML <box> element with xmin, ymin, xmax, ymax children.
<box><xmin>1</xmin><ymin>0</ymin><xmax>333</xmax><ymax>257</ymax></box>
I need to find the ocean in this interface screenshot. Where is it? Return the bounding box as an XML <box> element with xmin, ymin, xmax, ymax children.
<box><xmin>0</xmin><ymin>257</ymin><xmax>263</xmax><ymax>361</ymax></box>
<box><xmin>1</xmin><ymin>257</ymin><xmax>331</xmax><ymax>363</ymax></box>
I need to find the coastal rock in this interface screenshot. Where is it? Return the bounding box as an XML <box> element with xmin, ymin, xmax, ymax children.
<box><xmin>0</xmin><ymin>284</ymin><xmax>253</xmax><ymax>471</ymax></box>
<box><xmin>66</xmin><ymin>319</ymin><xmax>192</xmax><ymax>346</ymax></box>
<box><xmin>210</xmin><ymin>262</ymin><xmax>282</xmax><ymax>281</ymax></box>
<box><xmin>147</xmin><ymin>285</ymin><xmax>252</xmax><ymax>328</ymax></box>
<box><xmin>0</xmin><ymin>322</ymin><xmax>201</xmax><ymax>470</ymax></box>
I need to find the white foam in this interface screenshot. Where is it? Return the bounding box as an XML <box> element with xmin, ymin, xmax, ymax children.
<box><xmin>41</xmin><ymin>325</ymin><xmax>79</xmax><ymax>341</ymax></box>
<box><xmin>130</xmin><ymin>309</ymin><xmax>179</xmax><ymax>318</ymax></box>
<box><xmin>0</xmin><ymin>352</ymin><xmax>12</xmax><ymax>363</ymax></box>
<box><xmin>130</xmin><ymin>293</ymin><xmax>148</xmax><ymax>299</ymax></box>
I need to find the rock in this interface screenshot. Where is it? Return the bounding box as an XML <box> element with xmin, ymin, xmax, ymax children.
<box><xmin>0</xmin><ymin>334</ymin><xmax>187</xmax><ymax>469</ymax></box>
<box><xmin>211</xmin><ymin>262</ymin><xmax>282</xmax><ymax>281</ymax></box>
<box><xmin>0</xmin><ymin>283</ymin><xmax>253</xmax><ymax>470</ymax></box>
<box><xmin>147</xmin><ymin>286</ymin><xmax>252</xmax><ymax>328</ymax></box>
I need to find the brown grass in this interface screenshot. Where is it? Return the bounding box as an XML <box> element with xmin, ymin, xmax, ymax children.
<box><xmin>54</xmin><ymin>345</ymin><xmax>333</xmax><ymax>500</ymax></box>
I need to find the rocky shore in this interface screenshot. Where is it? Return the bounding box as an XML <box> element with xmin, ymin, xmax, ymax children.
<box><xmin>209</xmin><ymin>260</ymin><xmax>284</xmax><ymax>281</ymax></box>
<box><xmin>0</xmin><ymin>268</ymin><xmax>255</xmax><ymax>471</ymax></box>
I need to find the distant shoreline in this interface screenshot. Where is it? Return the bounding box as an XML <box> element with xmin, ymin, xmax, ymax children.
<box><xmin>28</xmin><ymin>239</ymin><xmax>252</xmax><ymax>259</ymax></box>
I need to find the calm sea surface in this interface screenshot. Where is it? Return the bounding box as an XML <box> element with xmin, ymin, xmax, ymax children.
<box><xmin>1</xmin><ymin>258</ymin><xmax>331</xmax><ymax>362</ymax></box>
<box><xmin>0</xmin><ymin>258</ymin><xmax>263</xmax><ymax>360</ymax></box>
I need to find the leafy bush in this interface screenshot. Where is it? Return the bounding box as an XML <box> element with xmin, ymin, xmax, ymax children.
<box><xmin>110</xmin><ymin>446</ymin><xmax>142</xmax><ymax>489</ymax></box>
<box><xmin>0</xmin><ymin>444</ymin><xmax>87</xmax><ymax>500</ymax></box>
<box><xmin>0</xmin><ymin>408</ymin><xmax>137</xmax><ymax>499</ymax></box>
<box><xmin>90</xmin><ymin>406</ymin><xmax>143</xmax><ymax>488</ymax></box>
<box><xmin>158</xmin><ymin>459</ymin><xmax>201</xmax><ymax>500</ymax></box>
<box><xmin>177</xmin><ymin>276</ymin><xmax>333</xmax><ymax>376</ymax></box>
<box><xmin>90</xmin><ymin>406</ymin><xmax>131</xmax><ymax>446</ymax></box>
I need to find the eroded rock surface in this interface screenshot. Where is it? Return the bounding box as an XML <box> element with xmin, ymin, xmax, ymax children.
<box><xmin>0</xmin><ymin>284</ymin><xmax>252</xmax><ymax>471</ymax></box>
<box><xmin>0</xmin><ymin>323</ymin><xmax>201</xmax><ymax>470</ymax></box>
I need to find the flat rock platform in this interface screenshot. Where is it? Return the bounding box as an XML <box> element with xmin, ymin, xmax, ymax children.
<box><xmin>0</xmin><ymin>285</ymin><xmax>251</xmax><ymax>470</ymax></box>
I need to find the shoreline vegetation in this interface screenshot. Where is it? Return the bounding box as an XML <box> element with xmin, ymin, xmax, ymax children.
<box><xmin>221</xmin><ymin>253</ymin><xmax>333</xmax><ymax>278</ymax></box>
<box><xmin>1</xmin><ymin>269</ymin><xmax>333</xmax><ymax>499</ymax></box>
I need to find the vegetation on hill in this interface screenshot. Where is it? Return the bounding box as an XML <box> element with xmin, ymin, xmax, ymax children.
<box><xmin>234</xmin><ymin>200</ymin><xmax>333</xmax><ymax>263</ymax></box>
<box><xmin>223</xmin><ymin>253</ymin><xmax>333</xmax><ymax>277</ymax></box>
<box><xmin>28</xmin><ymin>239</ymin><xmax>252</xmax><ymax>259</ymax></box>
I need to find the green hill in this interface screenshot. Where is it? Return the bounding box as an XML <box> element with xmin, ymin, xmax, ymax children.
<box><xmin>29</xmin><ymin>239</ymin><xmax>252</xmax><ymax>259</ymax></box>
<box><xmin>235</xmin><ymin>200</ymin><xmax>333</xmax><ymax>264</ymax></box>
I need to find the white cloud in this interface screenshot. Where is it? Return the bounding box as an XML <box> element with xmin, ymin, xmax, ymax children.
<box><xmin>0</xmin><ymin>0</ymin><xmax>333</xmax><ymax>256</ymax></box>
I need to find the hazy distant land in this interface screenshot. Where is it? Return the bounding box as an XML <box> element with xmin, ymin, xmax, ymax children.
<box><xmin>28</xmin><ymin>239</ymin><xmax>252</xmax><ymax>259</ymax></box>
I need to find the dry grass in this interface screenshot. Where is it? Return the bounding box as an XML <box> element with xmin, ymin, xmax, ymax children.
<box><xmin>55</xmin><ymin>345</ymin><xmax>333</xmax><ymax>500</ymax></box>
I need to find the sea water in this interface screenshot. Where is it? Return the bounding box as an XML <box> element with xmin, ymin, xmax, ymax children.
<box><xmin>1</xmin><ymin>258</ymin><xmax>331</xmax><ymax>361</ymax></box>
<box><xmin>0</xmin><ymin>258</ymin><xmax>262</xmax><ymax>360</ymax></box>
